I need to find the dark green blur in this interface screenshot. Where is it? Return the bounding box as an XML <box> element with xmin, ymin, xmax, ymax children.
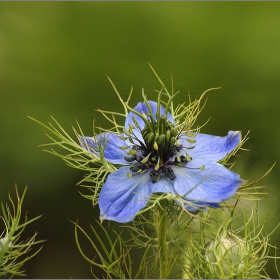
<box><xmin>0</xmin><ymin>2</ymin><xmax>280</xmax><ymax>278</ymax></box>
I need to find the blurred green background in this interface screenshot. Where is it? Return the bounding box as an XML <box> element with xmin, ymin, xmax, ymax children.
<box><xmin>1</xmin><ymin>2</ymin><xmax>280</xmax><ymax>278</ymax></box>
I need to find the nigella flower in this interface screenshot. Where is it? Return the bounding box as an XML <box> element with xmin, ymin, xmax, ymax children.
<box><xmin>79</xmin><ymin>100</ymin><xmax>243</xmax><ymax>223</ymax></box>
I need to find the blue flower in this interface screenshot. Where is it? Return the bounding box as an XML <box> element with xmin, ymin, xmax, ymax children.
<box><xmin>79</xmin><ymin>101</ymin><xmax>243</xmax><ymax>223</ymax></box>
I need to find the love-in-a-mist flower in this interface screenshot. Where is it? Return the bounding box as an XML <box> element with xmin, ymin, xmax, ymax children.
<box><xmin>79</xmin><ymin>98</ymin><xmax>243</xmax><ymax>223</ymax></box>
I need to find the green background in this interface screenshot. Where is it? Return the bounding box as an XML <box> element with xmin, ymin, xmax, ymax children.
<box><xmin>0</xmin><ymin>2</ymin><xmax>280</xmax><ymax>278</ymax></box>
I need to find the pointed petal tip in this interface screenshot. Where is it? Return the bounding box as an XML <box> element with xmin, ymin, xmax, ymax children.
<box><xmin>100</xmin><ymin>214</ymin><xmax>106</xmax><ymax>223</ymax></box>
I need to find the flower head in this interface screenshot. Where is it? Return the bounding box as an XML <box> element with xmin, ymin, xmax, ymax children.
<box><xmin>79</xmin><ymin>99</ymin><xmax>243</xmax><ymax>223</ymax></box>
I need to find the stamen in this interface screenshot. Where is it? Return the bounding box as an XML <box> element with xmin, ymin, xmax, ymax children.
<box><xmin>150</xmin><ymin>170</ymin><xmax>160</xmax><ymax>183</ymax></box>
<box><xmin>119</xmin><ymin>135</ymin><xmax>128</xmax><ymax>141</ymax></box>
<box><xmin>186</xmin><ymin>132</ymin><xmax>196</xmax><ymax>138</ymax></box>
<box><xmin>186</xmin><ymin>145</ymin><xmax>195</xmax><ymax>150</ymax></box>
<box><xmin>154</xmin><ymin>158</ymin><xmax>160</xmax><ymax>171</ymax></box>
<box><xmin>128</xmin><ymin>126</ymin><xmax>133</xmax><ymax>134</ymax></box>
<box><xmin>130</xmin><ymin>162</ymin><xmax>149</xmax><ymax>172</ymax></box>
<box><xmin>132</xmin><ymin>116</ymin><xmax>140</xmax><ymax>129</ymax></box>
<box><xmin>124</xmin><ymin>156</ymin><xmax>135</xmax><ymax>162</ymax></box>
<box><xmin>126</xmin><ymin>149</ymin><xmax>138</xmax><ymax>155</ymax></box>
<box><xmin>185</xmin><ymin>153</ymin><xmax>192</xmax><ymax>162</ymax></box>
<box><xmin>141</xmin><ymin>153</ymin><xmax>151</xmax><ymax>163</ymax></box>
<box><xmin>128</xmin><ymin>137</ymin><xmax>134</xmax><ymax>144</ymax></box>
<box><xmin>163</xmin><ymin>168</ymin><xmax>176</xmax><ymax>181</ymax></box>
<box><xmin>119</xmin><ymin>145</ymin><xmax>130</xmax><ymax>150</ymax></box>
<box><xmin>132</xmin><ymin>145</ymin><xmax>140</xmax><ymax>150</ymax></box>
<box><xmin>186</xmin><ymin>139</ymin><xmax>196</xmax><ymax>144</ymax></box>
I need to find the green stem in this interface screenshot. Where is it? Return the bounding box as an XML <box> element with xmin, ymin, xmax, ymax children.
<box><xmin>155</xmin><ymin>201</ymin><xmax>168</xmax><ymax>278</ymax></box>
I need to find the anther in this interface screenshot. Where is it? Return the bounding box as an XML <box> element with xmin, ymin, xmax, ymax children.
<box><xmin>126</xmin><ymin>149</ymin><xmax>137</xmax><ymax>155</ymax></box>
<box><xmin>163</xmin><ymin>168</ymin><xmax>176</xmax><ymax>181</ymax></box>
<box><xmin>132</xmin><ymin>145</ymin><xmax>140</xmax><ymax>150</ymax></box>
<box><xmin>185</xmin><ymin>153</ymin><xmax>192</xmax><ymax>162</ymax></box>
<box><xmin>128</xmin><ymin>137</ymin><xmax>134</xmax><ymax>144</ymax></box>
<box><xmin>124</xmin><ymin>155</ymin><xmax>143</xmax><ymax>162</ymax></box>
<box><xmin>119</xmin><ymin>135</ymin><xmax>128</xmax><ymax>141</ymax></box>
<box><xmin>187</xmin><ymin>139</ymin><xmax>196</xmax><ymax>144</ymax></box>
<box><xmin>150</xmin><ymin>170</ymin><xmax>160</xmax><ymax>183</ymax></box>
<box><xmin>132</xmin><ymin>116</ymin><xmax>140</xmax><ymax>129</ymax></box>
<box><xmin>180</xmin><ymin>155</ymin><xmax>188</xmax><ymax>164</ymax></box>
<box><xmin>124</xmin><ymin>156</ymin><xmax>135</xmax><ymax>162</ymax></box>
<box><xmin>186</xmin><ymin>132</ymin><xmax>195</xmax><ymax>138</ymax></box>
<box><xmin>130</xmin><ymin>163</ymin><xmax>149</xmax><ymax>172</ymax></box>
<box><xmin>119</xmin><ymin>145</ymin><xmax>130</xmax><ymax>150</ymax></box>
<box><xmin>200</xmin><ymin>165</ymin><xmax>205</xmax><ymax>170</ymax></box>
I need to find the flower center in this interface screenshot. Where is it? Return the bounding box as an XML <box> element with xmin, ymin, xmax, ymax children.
<box><xmin>120</xmin><ymin>112</ymin><xmax>194</xmax><ymax>183</ymax></box>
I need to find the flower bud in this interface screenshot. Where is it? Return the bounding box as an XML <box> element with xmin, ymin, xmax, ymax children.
<box><xmin>204</xmin><ymin>231</ymin><xmax>248</xmax><ymax>278</ymax></box>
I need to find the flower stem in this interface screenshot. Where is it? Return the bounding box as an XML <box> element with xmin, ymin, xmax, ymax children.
<box><xmin>155</xmin><ymin>200</ymin><xmax>168</xmax><ymax>278</ymax></box>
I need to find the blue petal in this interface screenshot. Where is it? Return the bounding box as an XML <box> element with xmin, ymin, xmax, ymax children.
<box><xmin>99</xmin><ymin>166</ymin><xmax>180</xmax><ymax>222</ymax></box>
<box><xmin>99</xmin><ymin>166</ymin><xmax>153</xmax><ymax>222</ymax></box>
<box><xmin>78</xmin><ymin>132</ymin><xmax>129</xmax><ymax>165</ymax></box>
<box><xmin>177</xmin><ymin>199</ymin><xmax>220</xmax><ymax>213</ymax></box>
<box><xmin>179</xmin><ymin>130</ymin><xmax>241</xmax><ymax>162</ymax></box>
<box><xmin>173</xmin><ymin>160</ymin><xmax>243</xmax><ymax>203</ymax></box>
<box><xmin>125</xmin><ymin>100</ymin><xmax>174</xmax><ymax>131</ymax></box>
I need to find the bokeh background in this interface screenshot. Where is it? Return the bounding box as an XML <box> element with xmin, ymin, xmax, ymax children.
<box><xmin>1</xmin><ymin>2</ymin><xmax>280</xmax><ymax>278</ymax></box>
